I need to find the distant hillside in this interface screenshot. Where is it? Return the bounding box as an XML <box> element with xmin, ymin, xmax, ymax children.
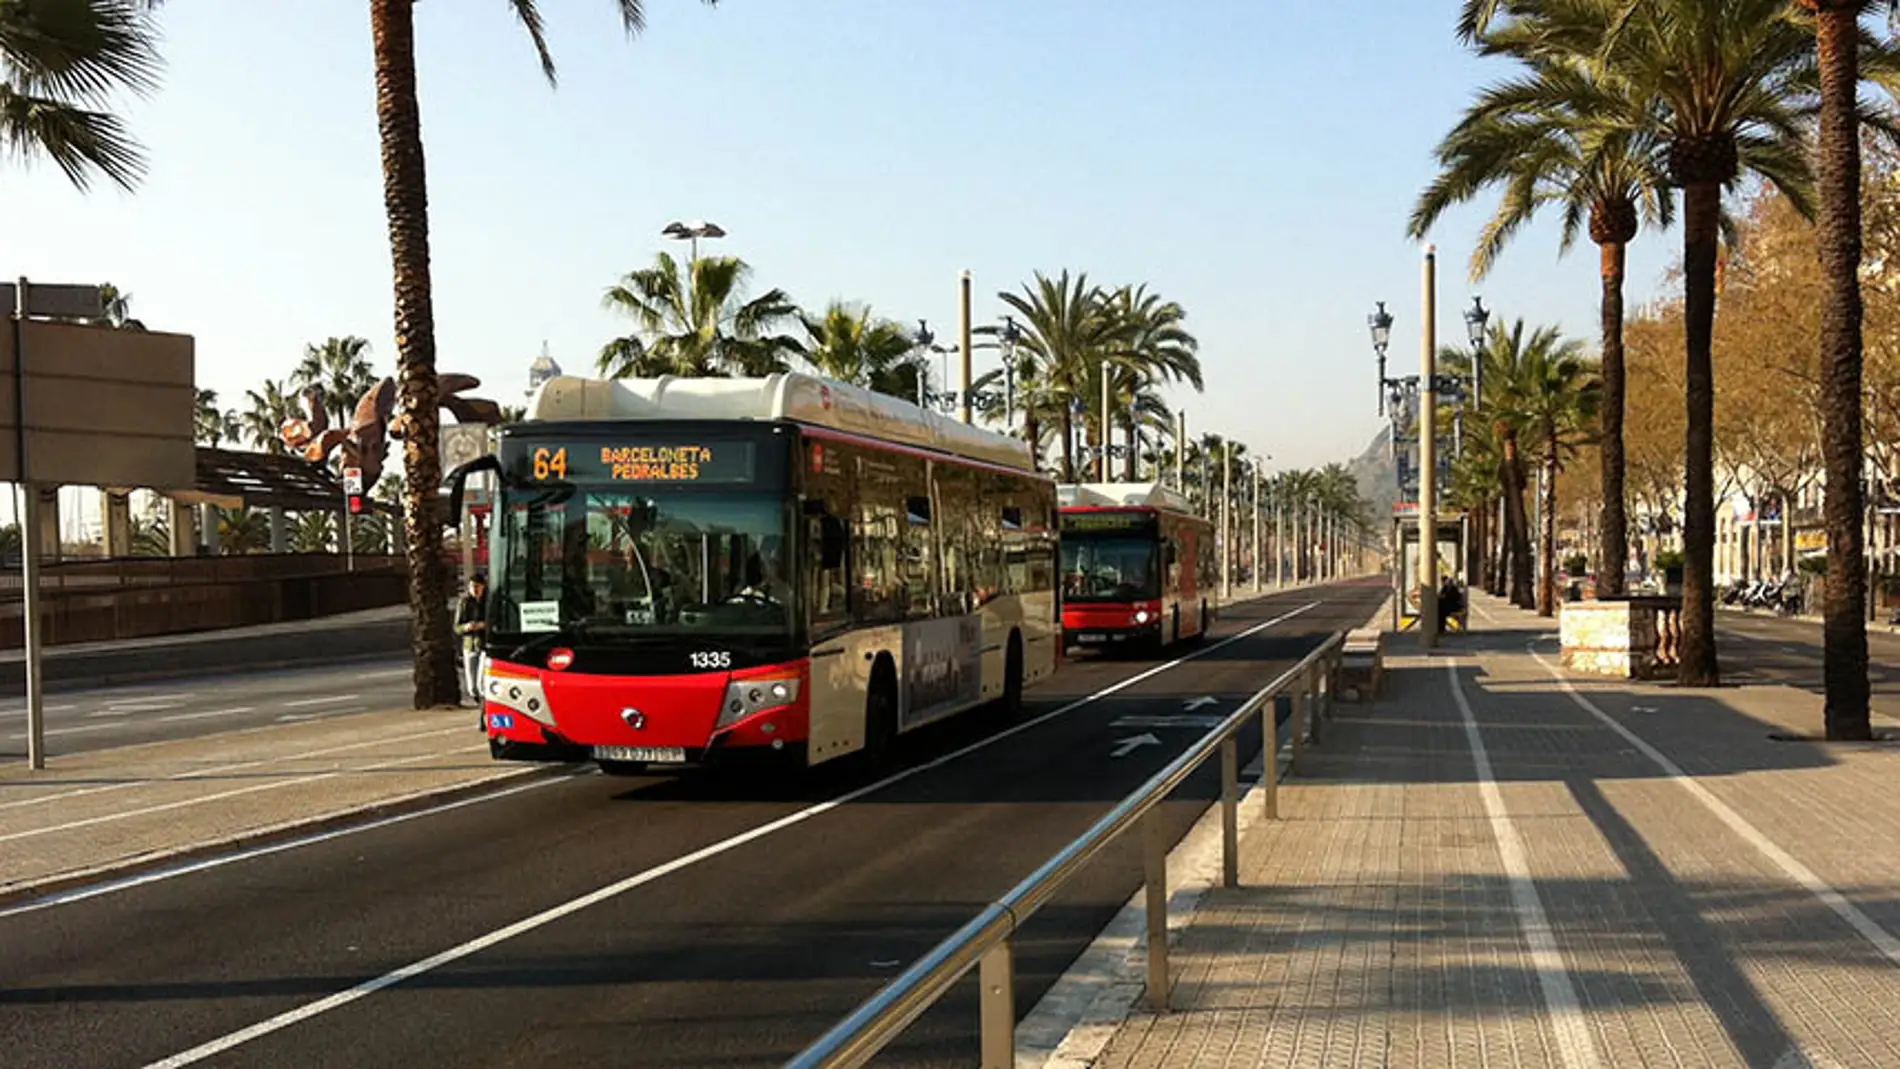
<box><xmin>1346</xmin><ymin>424</ymin><xmax>1399</xmax><ymax>520</ymax></box>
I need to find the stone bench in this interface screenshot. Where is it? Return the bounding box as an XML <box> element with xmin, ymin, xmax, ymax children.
<box><xmin>1337</xmin><ymin>628</ymin><xmax>1385</xmax><ymax>702</ymax></box>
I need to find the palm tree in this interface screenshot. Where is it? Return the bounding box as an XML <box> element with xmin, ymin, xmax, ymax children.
<box><xmin>194</xmin><ymin>388</ymin><xmax>237</xmax><ymax>446</ymax></box>
<box><xmin>366</xmin><ymin>0</ymin><xmax>716</xmax><ymax>707</ymax></box>
<box><xmin>1102</xmin><ymin>285</ymin><xmax>1202</xmax><ymax>480</ymax></box>
<box><xmin>798</xmin><ymin>302</ymin><xmax>924</xmax><ymax>400</ymax></box>
<box><xmin>1512</xmin><ymin>336</ymin><xmax>1601</xmax><ymax>615</ymax></box>
<box><xmin>1</xmin><ymin>0</ymin><xmax>161</xmax><ymax>191</ymax></box>
<box><xmin>215</xmin><ymin>508</ymin><xmax>270</xmax><ymax>555</ymax></box>
<box><xmin>1478</xmin><ymin>320</ymin><xmax>1582</xmax><ymax>609</ymax></box>
<box><xmin>597</xmin><ymin>252</ymin><xmax>803</xmax><ymax>379</ymax></box>
<box><xmin>1470</xmin><ymin>0</ymin><xmax>1846</xmax><ymax>683</ymax></box>
<box><xmin>129</xmin><ymin>511</ymin><xmax>168</xmax><ymax>556</ymax></box>
<box><xmin>994</xmin><ymin>271</ymin><xmax>1120</xmax><ymax>482</ymax></box>
<box><xmin>292</xmin><ymin>336</ymin><xmax>378</xmax><ymax>425</ymax></box>
<box><xmin>1412</xmin><ymin>27</ymin><xmax>1671</xmax><ymax>601</ymax></box>
<box><xmin>292</xmin><ymin>512</ymin><xmax>338</xmax><ymax>554</ymax></box>
<box><xmin>94</xmin><ymin>283</ymin><xmax>144</xmax><ymax>329</ymax></box>
<box><xmin>1801</xmin><ymin>0</ymin><xmax>1891</xmax><ymax>739</ymax></box>
<box><xmin>241</xmin><ymin>380</ymin><xmax>298</xmax><ymax>456</ymax></box>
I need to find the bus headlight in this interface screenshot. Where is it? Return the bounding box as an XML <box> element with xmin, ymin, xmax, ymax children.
<box><xmin>716</xmin><ymin>673</ymin><xmax>800</xmax><ymax>730</ymax></box>
<box><xmin>484</xmin><ymin>664</ymin><xmax>551</xmax><ymax>725</ymax></box>
<box><xmin>1134</xmin><ymin>609</ymin><xmax>1152</xmax><ymax>625</ymax></box>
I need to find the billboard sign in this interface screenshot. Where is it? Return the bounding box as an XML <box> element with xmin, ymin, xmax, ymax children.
<box><xmin>0</xmin><ymin>320</ymin><xmax>194</xmax><ymax>489</ymax></box>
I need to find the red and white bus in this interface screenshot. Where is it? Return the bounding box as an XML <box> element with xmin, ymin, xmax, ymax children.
<box><xmin>447</xmin><ymin>372</ymin><xmax>1060</xmax><ymax>775</ymax></box>
<box><xmin>1057</xmin><ymin>482</ymin><xmax>1215</xmax><ymax>653</ymax></box>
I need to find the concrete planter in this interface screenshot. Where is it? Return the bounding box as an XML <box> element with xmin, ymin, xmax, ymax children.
<box><xmin>1559</xmin><ymin>596</ymin><xmax>1682</xmax><ymax>679</ymax></box>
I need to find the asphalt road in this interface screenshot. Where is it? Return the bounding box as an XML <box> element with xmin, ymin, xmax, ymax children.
<box><xmin>1716</xmin><ymin>608</ymin><xmax>1900</xmax><ymax>721</ymax></box>
<box><xmin>0</xmin><ymin>657</ymin><xmax>418</xmax><ymax>759</ymax></box>
<box><xmin>0</xmin><ymin>579</ymin><xmax>1386</xmax><ymax>1069</ymax></box>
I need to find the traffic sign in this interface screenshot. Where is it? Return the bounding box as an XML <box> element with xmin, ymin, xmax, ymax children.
<box><xmin>343</xmin><ymin>467</ymin><xmax>364</xmax><ymax>495</ymax></box>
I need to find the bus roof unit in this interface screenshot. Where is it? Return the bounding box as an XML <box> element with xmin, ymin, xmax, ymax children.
<box><xmin>1057</xmin><ymin>481</ymin><xmax>1196</xmax><ymax>513</ymax></box>
<box><xmin>527</xmin><ymin>373</ymin><xmax>1036</xmax><ymax>473</ymax></box>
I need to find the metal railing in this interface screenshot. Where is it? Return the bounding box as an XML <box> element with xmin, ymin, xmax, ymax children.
<box><xmin>786</xmin><ymin>631</ymin><xmax>1347</xmax><ymax>1069</ymax></box>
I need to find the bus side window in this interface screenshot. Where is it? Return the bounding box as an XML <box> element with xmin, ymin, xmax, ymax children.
<box><xmin>934</xmin><ymin>464</ymin><xmax>979</xmax><ymax>614</ymax></box>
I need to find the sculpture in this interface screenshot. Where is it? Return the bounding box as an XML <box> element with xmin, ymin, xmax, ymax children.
<box><xmin>280</xmin><ymin>373</ymin><xmax>501</xmax><ymax>494</ymax></box>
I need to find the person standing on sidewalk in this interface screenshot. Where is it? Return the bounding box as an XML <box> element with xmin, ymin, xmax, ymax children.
<box><xmin>456</xmin><ymin>573</ymin><xmax>488</xmax><ymax>714</ymax></box>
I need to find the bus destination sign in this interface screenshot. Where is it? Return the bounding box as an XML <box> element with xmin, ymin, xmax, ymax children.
<box><xmin>1060</xmin><ymin>510</ymin><xmax>1157</xmax><ymax>534</ymax></box>
<box><xmin>513</xmin><ymin>441</ymin><xmax>756</xmax><ymax>484</ymax></box>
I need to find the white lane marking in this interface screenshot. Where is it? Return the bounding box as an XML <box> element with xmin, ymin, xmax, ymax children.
<box><xmin>357</xmin><ymin>669</ymin><xmax>413</xmax><ymax>680</ymax></box>
<box><xmin>0</xmin><ymin>705</ymin><xmax>75</xmax><ymax>720</ymax></box>
<box><xmin>138</xmin><ymin>599</ymin><xmax>1327</xmax><ymax>1068</ymax></box>
<box><xmin>0</xmin><ymin>732</ymin><xmax>480</xmax><ymax>846</ymax></box>
<box><xmin>281</xmin><ymin>695</ymin><xmax>361</xmax><ymax>709</ymax></box>
<box><xmin>160</xmin><ymin>707</ymin><xmax>255</xmax><ymax>724</ymax></box>
<box><xmin>0</xmin><ymin>724</ymin><xmax>469</xmax><ymax>813</ymax></box>
<box><xmin>7</xmin><ymin>722</ymin><xmax>123</xmax><ymax>740</ymax></box>
<box><xmin>1446</xmin><ymin>662</ymin><xmax>1603</xmax><ymax>1069</ymax></box>
<box><xmin>0</xmin><ymin>774</ymin><xmax>569</xmax><ymax>920</ymax></box>
<box><xmin>1526</xmin><ymin>644</ymin><xmax>1900</xmax><ymax>970</ymax></box>
<box><xmin>276</xmin><ymin>710</ymin><xmax>364</xmax><ymax>723</ymax></box>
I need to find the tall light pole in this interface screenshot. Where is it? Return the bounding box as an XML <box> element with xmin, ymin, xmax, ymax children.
<box><xmin>1274</xmin><ymin>484</ymin><xmax>1285</xmax><ymax>587</ymax></box>
<box><xmin>959</xmin><ymin>270</ymin><xmax>974</xmax><ymax>424</ymax></box>
<box><xmin>1421</xmin><ymin>246</ymin><xmax>1441</xmax><ymax>647</ymax></box>
<box><xmin>1100</xmin><ymin>363</ymin><xmax>1113</xmax><ymax>481</ymax></box>
<box><xmin>1221</xmin><ymin>442</ymin><xmax>1233</xmax><ymax>601</ymax></box>
<box><xmin>1252</xmin><ymin>466</ymin><xmax>1263</xmax><ymax>593</ymax></box>
<box><xmin>1176</xmin><ymin>411</ymin><xmax>1187</xmax><ymax>491</ymax></box>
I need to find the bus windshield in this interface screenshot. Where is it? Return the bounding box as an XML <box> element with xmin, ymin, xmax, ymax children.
<box><xmin>491</xmin><ymin>484</ymin><xmax>793</xmax><ymax>639</ymax></box>
<box><xmin>1060</xmin><ymin>536</ymin><xmax>1159</xmax><ymax>602</ymax></box>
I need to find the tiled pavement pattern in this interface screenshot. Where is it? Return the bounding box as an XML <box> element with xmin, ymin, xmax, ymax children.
<box><xmin>1090</xmin><ymin>594</ymin><xmax>1900</xmax><ymax>1069</ymax></box>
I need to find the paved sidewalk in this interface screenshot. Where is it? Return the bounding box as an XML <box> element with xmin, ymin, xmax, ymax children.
<box><xmin>1087</xmin><ymin>592</ymin><xmax>1900</xmax><ymax>1069</ymax></box>
<box><xmin>0</xmin><ymin>705</ymin><xmax>547</xmax><ymax>901</ymax></box>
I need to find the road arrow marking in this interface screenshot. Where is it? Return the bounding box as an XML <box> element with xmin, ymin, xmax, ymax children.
<box><xmin>1184</xmin><ymin>696</ymin><xmax>1218</xmax><ymax>711</ymax></box>
<box><xmin>1110</xmin><ymin>733</ymin><xmax>1161</xmax><ymax>758</ymax></box>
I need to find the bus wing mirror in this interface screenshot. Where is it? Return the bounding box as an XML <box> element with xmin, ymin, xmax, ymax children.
<box><xmin>445</xmin><ymin>454</ymin><xmax>502</xmax><ymax>524</ymax></box>
<box><xmin>819</xmin><ymin>515</ymin><xmax>847</xmax><ymax>569</ymax></box>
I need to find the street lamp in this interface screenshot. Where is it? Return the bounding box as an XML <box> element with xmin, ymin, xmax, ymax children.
<box><xmin>661</xmin><ymin>219</ymin><xmax>725</xmax><ymax>265</ymax></box>
<box><xmin>1463</xmin><ymin>295</ymin><xmax>1489</xmax><ymax>406</ymax></box>
<box><xmin>998</xmin><ymin>315</ymin><xmax>1022</xmax><ymax>433</ymax></box>
<box><xmin>1368</xmin><ymin>301</ymin><xmax>1394</xmax><ymax>414</ymax></box>
<box><xmin>913</xmin><ymin>319</ymin><xmax>958</xmax><ymax>411</ymax></box>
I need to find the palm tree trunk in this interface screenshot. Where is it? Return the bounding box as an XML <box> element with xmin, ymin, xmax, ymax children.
<box><xmin>1816</xmin><ymin>1</ymin><xmax>1872</xmax><ymax>739</ymax></box>
<box><xmin>371</xmin><ymin>0</ymin><xmax>457</xmax><ymax>707</ymax></box>
<box><xmin>1503</xmin><ymin>438</ymin><xmax>1533</xmax><ymax>608</ymax></box>
<box><xmin>1493</xmin><ymin>488</ymin><xmax>1510</xmax><ymax>597</ymax></box>
<box><xmin>1679</xmin><ymin>181</ymin><xmax>1722</xmax><ymax>686</ymax></box>
<box><xmin>1124</xmin><ymin>419</ymin><xmax>1139</xmax><ymax>481</ymax></box>
<box><xmin>1597</xmin><ymin>239</ymin><xmax>1630</xmax><ymax>599</ymax></box>
<box><xmin>1538</xmin><ymin>444</ymin><xmax>1559</xmax><ymax>616</ymax></box>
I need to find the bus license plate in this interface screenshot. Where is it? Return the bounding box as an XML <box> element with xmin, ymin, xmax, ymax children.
<box><xmin>592</xmin><ymin>745</ymin><xmax>686</xmax><ymax>764</ymax></box>
<box><xmin>1077</xmin><ymin>633</ymin><xmax>1105</xmax><ymax>644</ymax></box>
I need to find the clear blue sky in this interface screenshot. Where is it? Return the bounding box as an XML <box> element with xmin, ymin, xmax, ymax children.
<box><xmin>9</xmin><ymin>0</ymin><xmax>1676</xmax><ymax>477</ymax></box>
